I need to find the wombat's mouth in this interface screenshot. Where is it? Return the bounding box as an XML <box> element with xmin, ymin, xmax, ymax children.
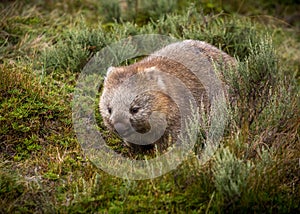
<box><xmin>115</xmin><ymin>128</ymin><xmax>148</xmax><ymax>140</ymax></box>
<box><xmin>115</xmin><ymin>127</ymin><xmax>160</xmax><ymax>147</ymax></box>
<box><xmin>112</xmin><ymin>120</ymin><xmax>163</xmax><ymax>146</ymax></box>
<box><xmin>113</xmin><ymin>125</ymin><xmax>134</xmax><ymax>139</ymax></box>
<box><xmin>117</xmin><ymin>130</ymin><xmax>133</xmax><ymax>139</ymax></box>
<box><xmin>113</xmin><ymin>122</ymin><xmax>150</xmax><ymax>138</ymax></box>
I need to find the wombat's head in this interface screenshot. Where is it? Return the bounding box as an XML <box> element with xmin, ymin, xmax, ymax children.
<box><xmin>99</xmin><ymin>66</ymin><xmax>177</xmax><ymax>147</ymax></box>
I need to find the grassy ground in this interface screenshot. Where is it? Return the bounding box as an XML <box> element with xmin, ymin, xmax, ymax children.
<box><xmin>0</xmin><ymin>0</ymin><xmax>299</xmax><ymax>213</ymax></box>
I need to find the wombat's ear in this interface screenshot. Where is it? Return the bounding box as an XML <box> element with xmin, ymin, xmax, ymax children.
<box><xmin>106</xmin><ymin>66</ymin><xmax>115</xmax><ymax>76</ymax></box>
<box><xmin>104</xmin><ymin>66</ymin><xmax>115</xmax><ymax>83</ymax></box>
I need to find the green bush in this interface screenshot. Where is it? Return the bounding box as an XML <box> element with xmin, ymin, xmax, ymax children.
<box><xmin>41</xmin><ymin>21</ymin><xmax>107</xmax><ymax>73</ymax></box>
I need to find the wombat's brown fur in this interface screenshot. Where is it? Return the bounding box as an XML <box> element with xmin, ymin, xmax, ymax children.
<box><xmin>99</xmin><ymin>40</ymin><xmax>235</xmax><ymax>154</ymax></box>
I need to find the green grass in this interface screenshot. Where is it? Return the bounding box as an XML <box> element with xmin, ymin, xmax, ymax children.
<box><xmin>0</xmin><ymin>0</ymin><xmax>299</xmax><ymax>213</ymax></box>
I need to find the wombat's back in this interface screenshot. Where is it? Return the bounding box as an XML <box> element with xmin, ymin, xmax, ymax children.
<box><xmin>138</xmin><ymin>40</ymin><xmax>235</xmax><ymax>109</ymax></box>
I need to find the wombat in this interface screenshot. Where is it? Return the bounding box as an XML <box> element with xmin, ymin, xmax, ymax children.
<box><xmin>99</xmin><ymin>40</ymin><xmax>235</xmax><ymax>154</ymax></box>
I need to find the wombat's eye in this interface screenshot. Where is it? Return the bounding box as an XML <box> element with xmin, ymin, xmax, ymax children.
<box><xmin>130</xmin><ymin>107</ymin><xmax>140</xmax><ymax>114</ymax></box>
<box><xmin>107</xmin><ymin>107</ymin><xmax>112</xmax><ymax>114</ymax></box>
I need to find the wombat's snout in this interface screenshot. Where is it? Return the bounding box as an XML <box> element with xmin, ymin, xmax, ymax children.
<box><xmin>113</xmin><ymin>121</ymin><xmax>132</xmax><ymax>138</ymax></box>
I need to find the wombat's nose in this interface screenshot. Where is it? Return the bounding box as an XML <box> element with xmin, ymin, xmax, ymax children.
<box><xmin>114</xmin><ymin>122</ymin><xmax>131</xmax><ymax>137</ymax></box>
